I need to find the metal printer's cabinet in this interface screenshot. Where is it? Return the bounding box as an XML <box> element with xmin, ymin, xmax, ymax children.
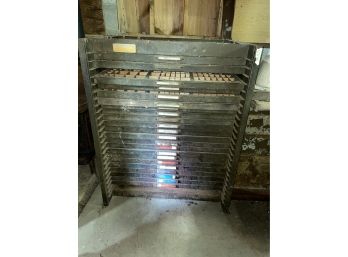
<box><xmin>79</xmin><ymin>35</ymin><xmax>257</xmax><ymax>212</ymax></box>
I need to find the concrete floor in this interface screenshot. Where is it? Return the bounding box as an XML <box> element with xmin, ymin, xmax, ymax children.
<box><xmin>79</xmin><ymin>165</ymin><xmax>92</xmax><ymax>194</ymax></box>
<box><xmin>78</xmin><ymin>165</ymin><xmax>98</xmax><ymax>216</ymax></box>
<box><xmin>79</xmin><ymin>187</ymin><xmax>269</xmax><ymax>257</ymax></box>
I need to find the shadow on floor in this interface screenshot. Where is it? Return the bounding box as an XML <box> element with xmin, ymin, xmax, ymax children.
<box><xmin>228</xmin><ymin>201</ymin><xmax>270</xmax><ymax>254</ymax></box>
<box><xmin>79</xmin><ymin>188</ymin><xmax>270</xmax><ymax>257</ymax></box>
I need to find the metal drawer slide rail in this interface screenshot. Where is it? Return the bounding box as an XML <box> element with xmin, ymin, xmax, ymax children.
<box><xmin>78</xmin><ymin>35</ymin><xmax>257</xmax><ymax>212</ymax></box>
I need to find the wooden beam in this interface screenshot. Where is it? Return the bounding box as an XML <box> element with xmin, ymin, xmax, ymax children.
<box><xmin>149</xmin><ymin>0</ymin><xmax>155</xmax><ymax>34</ymax></box>
<box><xmin>102</xmin><ymin>0</ymin><xmax>119</xmax><ymax>35</ymax></box>
<box><xmin>221</xmin><ymin>0</ymin><xmax>235</xmax><ymax>39</ymax></box>
<box><xmin>216</xmin><ymin>0</ymin><xmax>224</xmax><ymax>38</ymax></box>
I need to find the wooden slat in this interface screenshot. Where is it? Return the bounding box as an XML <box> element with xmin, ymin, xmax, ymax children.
<box><xmin>183</xmin><ymin>0</ymin><xmax>222</xmax><ymax>37</ymax></box>
<box><xmin>117</xmin><ymin>0</ymin><xmax>150</xmax><ymax>33</ymax></box>
<box><xmin>149</xmin><ymin>0</ymin><xmax>155</xmax><ymax>34</ymax></box>
<box><xmin>216</xmin><ymin>0</ymin><xmax>224</xmax><ymax>38</ymax></box>
<box><xmin>221</xmin><ymin>0</ymin><xmax>235</xmax><ymax>39</ymax></box>
<box><xmin>137</xmin><ymin>0</ymin><xmax>150</xmax><ymax>33</ymax></box>
<box><xmin>117</xmin><ymin>0</ymin><xmax>137</xmax><ymax>33</ymax></box>
<box><xmin>153</xmin><ymin>0</ymin><xmax>184</xmax><ymax>35</ymax></box>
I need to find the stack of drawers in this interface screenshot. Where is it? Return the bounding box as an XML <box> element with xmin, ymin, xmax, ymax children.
<box><xmin>79</xmin><ymin>36</ymin><xmax>257</xmax><ymax>210</ymax></box>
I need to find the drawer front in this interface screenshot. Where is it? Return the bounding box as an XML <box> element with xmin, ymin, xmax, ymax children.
<box><xmin>86</xmin><ymin>38</ymin><xmax>251</xmax><ymax>73</ymax></box>
<box><xmin>87</xmin><ymin>38</ymin><xmax>249</xmax><ymax>58</ymax></box>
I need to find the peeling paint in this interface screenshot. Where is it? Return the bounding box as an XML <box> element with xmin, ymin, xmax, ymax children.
<box><xmin>242</xmin><ymin>135</ymin><xmax>269</xmax><ymax>155</ymax></box>
<box><xmin>236</xmin><ymin>87</ymin><xmax>270</xmax><ymax>190</ymax></box>
<box><xmin>246</xmin><ymin>114</ymin><xmax>270</xmax><ymax>135</ymax></box>
<box><xmin>235</xmin><ymin>155</ymin><xmax>270</xmax><ymax>189</ymax></box>
<box><xmin>242</xmin><ymin>138</ymin><xmax>256</xmax><ymax>151</ymax></box>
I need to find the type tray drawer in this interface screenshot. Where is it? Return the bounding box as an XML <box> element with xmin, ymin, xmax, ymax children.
<box><xmin>86</xmin><ymin>37</ymin><xmax>250</xmax><ymax>73</ymax></box>
<box><xmin>93</xmin><ymin>69</ymin><xmax>245</xmax><ymax>95</ymax></box>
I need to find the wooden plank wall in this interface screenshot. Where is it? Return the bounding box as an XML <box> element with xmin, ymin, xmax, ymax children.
<box><xmin>183</xmin><ymin>0</ymin><xmax>223</xmax><ymax>37</ymax></box>
<box><xmin>152</xmin><ymin>0</ymin><xmax>184</xmax><ymax>35</ymax></box>
<box><xmin>79</xmin><ymin>0</ymin><xmax>270</xmax><ymax>42</ymax></box>
<box><xmin>117</xmin><ymin>0</ymin><xmax>150</xmax><ymax>34</ymax></box>
<box><xmin>152</xmin><ymin>0</ymin><xmax>223</xmax><ymax>37</ymax></box>
<box><xmin>92</xmin><ymin>0</ymin><xmax>224</xmax><ymax>37</ymax></box>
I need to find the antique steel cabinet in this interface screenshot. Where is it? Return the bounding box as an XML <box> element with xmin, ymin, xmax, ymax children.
<box><xmin>78</xmin><ymin>35</ymin><xmax>257</xmax><ymax>212</ymax></box>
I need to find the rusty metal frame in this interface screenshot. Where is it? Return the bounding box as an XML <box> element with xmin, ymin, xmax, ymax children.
<box><xmin>79</xmin><ymin>35</ymin><xmax>257</xmax><ymax>209</ymax></box>
<box><xmin>79</xmin><ymin>39</ymin><xmax>113</xmax><ymax>205</ymax></box>
<box><xmin>221</xmin><ymin>46</ymin><xmax>259</xmax><ymax>212</ymax></box>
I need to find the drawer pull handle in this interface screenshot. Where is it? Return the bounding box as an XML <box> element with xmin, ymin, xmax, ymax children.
<box><xmin>157</xmin><ymin>156</ymin><xmax>175</xmax><ymax>160</ymax></box>
<box><xmin>156</xmin><ymin>81</ymin><xmax>180</xmax><ymax>86</ymax></box>
<box><xmin>158</xmin><ymin>95</ymin><xmax>179</xmax><ymax>100</ymax></box>
<box><xmin>157</xmin><ymin>124</ymin><xmax>179</xmax><ymax>129</ymax></box>
<box><xmin>158</xmin><ymin>151</ymin><xmax>177</xmax><ymax>156</ymax></box>
<box><xmin>157</xmin><ymin>103</ymin><xmax>180</xmax><ymax>108</ymax></box>
<box><xmin>158</xmin><ymin>56</ymin><xmax>181</xmax><ymax>61</ymax></box>
<box><xmin>158</xmin><ymin>135</ymin><xmax>177</xmax><ymax>140</ymax></box>
<box><xmin>158</xmin><ymin>112</ymin><xmax>179</xmax><ymax>117</ymax></box>
<box><xmin>157</xmin><ymin>129</ymin><xmax>178</xmax><ymax>134</ymax></box>
<box><xmin>158</xmin><ymin>87</ymin><xmax>179</xmax><ymax>91</ymax></box>
<box><xmin>158</xmin><ymin>165</ymin><xmax>176</xmax><ymax>170</ymax></box>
